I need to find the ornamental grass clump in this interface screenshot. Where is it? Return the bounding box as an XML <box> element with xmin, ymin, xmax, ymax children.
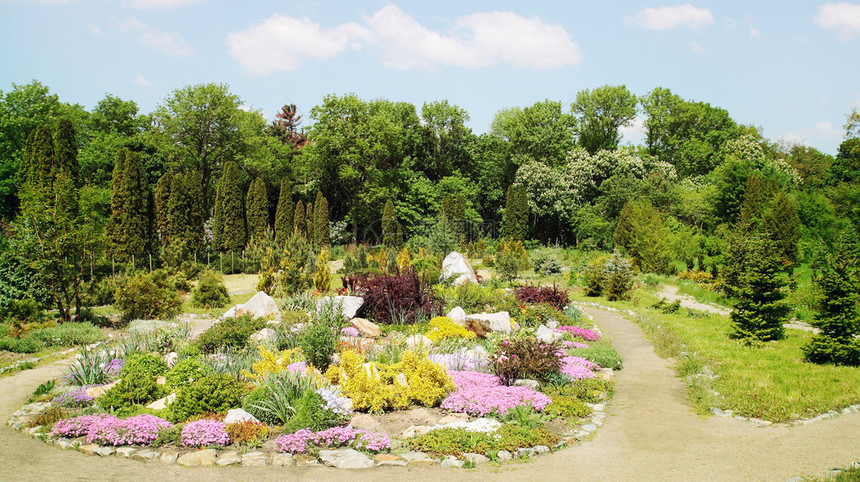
<box><xmin>86</xmin><ymin>414</ymin><xmax>172</xmax><ymax>446</ymax></box>
<box><xmin>440</xmin><ymin>371</ymin><xmax>551</xmax><ymax>417</ymax></box>
<box><xmin>181</xmin><ymin>419</ymin><xmax>230</xmax><ymax>447</ymax></box>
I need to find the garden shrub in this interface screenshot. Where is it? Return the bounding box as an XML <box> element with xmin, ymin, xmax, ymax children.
<box><xmin>0</xmin><ymin>336</ymin><xmax>40</xmax><ymax>353</ymax></box>
<box><xmin>248</xmin><ymin>371</ymin><xmax>319</xmax><ymax>425</ymax></box>
<box><xmin>114</xmin><ymin>269</ymin><xmax>183</xmax><ymax>321</ymax></box>
<box><xmin>514</xmin><ymin>284</ymin><xmax>570</xmax><ymax>311</ymax></box>
<box><xmin>226</xmin><ymin>420</ymin><xmax>269</xmax><ymax>447</ymax></box>
<box><xmin>496</xmin><ymin>238</ymin><xmax>529</xmax><ymax>282</ymax></box>
<box><xmin>425</xmin><ymin>316</ymin><xmax>476</xmax><ymax>343</ymax></box>
<box><xmin>581</xmin><ymin>252</ymin><xmax>635</xmax><ymax>301</ymax></box>
<box><xmin>26</xmin><ymin>322</ymin><xmax>104</xmax><ymax>347</ymax></box>
<box><xmin>514</xmin><ymin>303</ymin><xmax>568</xmax><ymax>328</ymax></box>
<box><xmin>568</xmin><ymin>346</ymin><xmax>622</xmax><ymax>370</ymax></box>
<box><xmin>531</xmin><ymin>252</ymin><xmax>564</xmax><ymax>275</ymax></box>
<box><xmin>165</xmin><ymin>357</ymin><xmax>211</xmax><ymax>390</ymax></box>
<box><xmin>190</xmin><ymin>270</ymin><xmax>230</xmax><ymax>309</ymax></box>
<box><xmin>29</xmin><ymin>406</ymin><xmax>68</xmax><ymax>428</ymax></box>
<box><xmin>197</xmin><ymin>314</ymin><xmax>266</xmax><ymax>353</ymax></box>
<box><xmin>242</xmin><ymin>386</ymin><xmax>279</xmax><ymax>425</ymax></box>
<box><xmin>312</xmin><ymin>248</ymin><xmax>332</xmax><ymax>293</ymax></box>
<box><xmin>169</xmin><ymin>373</ymin><xmax>247</xmax><ymax>423</ymax></box>
<box><xmin>98</xmin><ymin>373</ymin><xmax>167</xmax><ymax>411</ymax></box>
<box><xmin>3</xmin><ymin>298</ymin><xmax>45</xmax><ymax>327</ymax></box>
<box><xmin>82</xmin><ymin>275</ymin><xmax>122</xmax><ymax>307</ymax></box>
<box><xmin>491</xmin><ymin>337</ymin><xmax>562</xmax><ymax>385</ymax></box>
<box><xmin>553</xmin><ymin>378</ymin><xmax>615</xmax><ymax>404</ymax></box>
<box><xmin>282</xmin><ymin>389</ymin><xmax>346</xmax><ymax>434</ymax></box>
<box><xmin>245</xmin><ymin>345</ymin><xmax>302</xmax><ymax>382</ymax></box>
<box><xmin>436</xmin><ymin>283</ymin><xmax>500</xmax><ymax>314</ymax></box>
<box><xmin>256</xmin><ymin>235</ymin><xmax>315</xmax><ymax>296</ymax></box>
<box><xmin>353</xmin><ymin>268</ymin><xmax>440</xmax><ymax>324</ymax></box>
<box><xmin>300</xmin><ymin>302</ymin><xmax>340</xmax><ymax>370</ymax></box>
<box><xmin>121</xmin><ymin>352</ymin><xmax>168</xmax><ymax>378</ymax></box>
<box><xmin>151</xmin><ymin>424</ymin><xmax>183</xmax><ymax>447</ymax></box>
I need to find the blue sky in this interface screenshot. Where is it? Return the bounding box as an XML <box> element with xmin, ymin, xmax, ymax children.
<box><xmin>1</xmin><ymin>0</ymin><xmax>859</xmax><ymax>155</ymax></box>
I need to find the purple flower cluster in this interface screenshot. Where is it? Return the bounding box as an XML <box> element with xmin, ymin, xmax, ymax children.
<box><xmin>557</xmin><ymin>326</ymin><xmax>600</xmax><ymax>341</ymax></box>
<box><xmin>50</xmin><ymin>414</ymin><xmax>113</xmax><ymax>438</ymax></box>
<box><xmin>316</xmin><ymin>388</ymin><xmax>352</xmax><ymax>416</ymax></box>
<box><xmin>102</xmin><ymin>358</ymin><xmax>124</xmax><ymax>378</ymax></box>
<box><xmin>560</xmin><ymin>356</ymin><xmax>600</xmax><ymax>380</ymax></box>
<box><xmin>440</xmin><ymin>371</ymin><xmax>551</xmax><ymax>417</ymax></box>
<box><xmin>562</xmin><ymin>340</ymin><xmax>589</xmax><ymax>350</ymax></box>
<box><xmin>86</xmin><ymin>415</ymin><xmax>172</xmax><ymax>446</ymax></box>
<box><xmin>340</xmin><ymin>327</ymin><xmax>360</xmax><ymax>337</ymax></box>
<box><xmin>54</xmin><ymin>387</ymin><xmax>95</xmax><ymax>407</ymax></box>
<box><xmin>287</xmin><ymin>361</ymin><xmax>308</xmax><ymax>373</ymax></box>
<box><xmin>273</xmin><ymin>426</ymin><xmax>390</xmax><ymax>454</ymax></box>
<box><xmin>181</xmin><ymin>419</ymin><xmax>230</xmax><ymax>447</ymax></box>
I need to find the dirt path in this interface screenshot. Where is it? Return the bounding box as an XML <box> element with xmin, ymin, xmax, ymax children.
<box><xmin>2</xmin><ymin>308</ymin><xmax>859</xmax><ymax>481</ymax></box>
<box><xmin>655</xmin><ymin>285</ymin><xmax>731</xmax><ymax>315</ymax></box>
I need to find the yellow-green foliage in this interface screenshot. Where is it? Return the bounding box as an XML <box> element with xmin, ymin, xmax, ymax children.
<box><xmin>396</xmin><ymin>246</ymin><xmax>412</xmax><ymax>268</ymax></box>
<box><xmin>326</xmin><ymin>350</ymin><xmax>454</xmax><ymax>412</ymax></box>
<box><xmin>312</xmin><ymin>247</ymin><xmax>332</xmax><ymax>293</ymax></box>
<box><xmin>245</xmin><ymin>346</ymin><xmax>302</xmax><ymax>382</ymax></box>
<box><xmin>425</xmin><ymin>316</ymin><xmax>476</xmax><ymax>343</ymax></box>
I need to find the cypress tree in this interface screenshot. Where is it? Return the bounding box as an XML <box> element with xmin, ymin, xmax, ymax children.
<box><xmin>185</xmin><ymin>171</ymin><xmax>205</xmax><ymax>256</ymax></box>
<box><xmin>108</xmin><ymin>150</ymin><xmax>128</xmax><ymax>251</ymax></box>
<box><xmin>306</xmin><ymin>199</ymin><xmax>315</xmax><ymax>245</ymax></box>
<box><xmin>25</xmin><ymin>126</ymin><xmax>55</xmax><ymax>189</ymax></box>
<box><xmin>167</xmin><ymin>171</ymin><xmax>204</xmax><ymax>262</ymax></box>
<box><xmin>739</xmin><ymin>173</ymin><xmax>778</xmax><ymax>227</ymax></box>
<box><xmin>762</xmin><ymin>191</ymin><xmax>801</xmax><ymax>268</ymax></box>
<box><xmin>274</xmin><ymin>179</ymin><xmax>293</xmax><ymax>243</ymax></box>
<box><xmin>54</xmin><ymin>119</ymin><xmax>79</xmax><ymax>188</ymax></box>
<box><xmin>213</xmin><ymin>162</ymin><xmax>246</xmax><ymax>252</ymax></box>
<box><xmin>730</xmin><ymin>236</ymin><xmax>789</xmax><ymax>342</ymax></box>
<box><xmin>293</xmin><ymin>200</ymin><xmax>305</xmax><ymax>238</ymax></box>
<box><xmin>117</xmin><ymin>151</ymin><xmax>148</xmax><ymax>261</ymax></box>
<box><xmin>154</xmin><ymin>173</ymin><xmax>172</xmax><ymax>246</ymax></box>
<box><xmin>515</xmin><ymin>186</ymin><xmax>529</xmax><ymax>241</ymax></box>
<box><xmin>245</xmin><ymin>177</ymin><xmax>268</xmax><ymax>243</ymax></box>
<box><xmin>382</xmin><ymin>199</ymin><xmax>399</xmax><ymax>247</ymax></box>
<box><xmin>315</xmin><ymin>192</ymin><xmax>329</xmax><ymax>248</ymax></box>
<box><xmin>505</xmin><ymin>185</ymin><xmax>516</xmax><ymax>239</ymax></box>
<box><xmin>441</xmin><ymin>193</ymin><xmax>453</xmax><ymax>219</ymax></box>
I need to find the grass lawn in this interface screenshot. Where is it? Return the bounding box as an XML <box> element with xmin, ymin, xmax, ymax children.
<box><xmin>572</xmin><ymin>288</ymin><xmax>860</xmax><ymax>422</ymax></box>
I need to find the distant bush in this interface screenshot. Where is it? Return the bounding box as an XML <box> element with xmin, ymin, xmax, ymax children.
<box><xmin>532</xmin><ymin>252</ymin><xmax>564</xmax><ymax>275</ymax></box>
<box><xmin>114</xmin><ymin>269</ymin><xmax>183</xmax><ymax>322</ymax></box>
<box><xmin>190</xmin><ymin>270</ymin><xmax>230</xmax><ymax>309</ymax></box>
<box><xmin>0</xmin><ymin>336</ymin><xmax>40</xmax><ymax>353</ymax></box>
<box><xmin>28</xmin><ymin>322</ymin><xmax>104</xmax><ymax>347</ymax></box>
<box><xmin>581</xmin><ymin>252</ymin><xmax>635</xmax><ymax>301</ymax></box>
<box><xmin>514</xmin><ymin>284</ymin><xmax>570</xmax><ymax>310</ymax></box>
<box><xmin>197</xmin><ymin>314</ymin><xmax>267</xmax><ymax>353</ymax></box>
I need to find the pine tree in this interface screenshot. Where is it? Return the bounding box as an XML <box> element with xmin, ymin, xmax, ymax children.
<box><xmin>213</xmin><ymin>162</ymin><xmax>246</xmax><ymax>252</ymax></box>
<box><xmin>730</xmin><ymin>236</ymin><xmax>789</xmax><ymax>342</ymax></box>
<box><xmin>154</xmin><ymin>173</ymin><xmax>172</xmax><ymax>246</ymax></box>
<box><xmin>441</xmin><ymin>193</ymin><xmax>454</xmax><ymax>219</ymax></box>
<box><xmin>515</xmin><ymin>185</ymin><xmax>529</xmax><ymax>241</ymax></box>
<box><xmin>382</xmin><ymin>199</ymin><xmax>399</xmax><ymax>247</ymax></box>
<box><xmin>762</xmin><ymin>191</ymin><xmax>801</xmax><ymax>268</ymax></box>
<box><xmin>305</xmin><ymin>199</ymin><xmax>315</xmax><ymax>245</ymax></box>
<box><xmin>315</xmin><ymin>192</ymin><xmax>330</xmax><ymax>248</ymax></box>
<box><xmin>803</xmin><ymin>233</ymin><xmax>860</xmax><ymax>365</ymax></box>
<box><xmin>166</xmin><ymin>171</ymin><xmax>204</xmax><ymax>262</ymax></box>
<box><xmin>505</xmin><ymin>185</ymin><xmax>516</xmax><ymax>239</ymax></box>
<box><xmin>54</xmin><ymin>119</ymin><xmax>79</xmax><ymax>188</ymax></box>
<box><xmin>116</xmin><ymin>151</ymin><xmax>149</xmax><ymax>261</ymax></box>
<box><xmin>274</xmin><ymin>179</ymin><xmax>293</xmax><ymax>243</ymax></box>
<box><xmin>108</xmin><ymin>150</ymin><xmax>127</xmax><ymax>251</ymax></box>
<box><xmin>739</xmin><ymin>173</ymin><xmax>778</xmax><ymax>227</ymax></box>
<box><xmin>245</xmin><ymin>177</ymin><xmax>268</xmax><ymax>243</ymax></box>
<box><xmin>24</xmin><ymin>126</ymin><xmax>55</xmax><ymax>188</ymax></box>
<box><xmin>292</xmin><ymin>200</ymin><xmax>305</xmax><ymax>238</ymax></box>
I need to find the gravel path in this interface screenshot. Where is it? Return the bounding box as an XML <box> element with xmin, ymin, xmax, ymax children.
<box><xmin>2</xmin><ymin>308</ymin><xmax>858</xmax><ymax>481</ymax></box>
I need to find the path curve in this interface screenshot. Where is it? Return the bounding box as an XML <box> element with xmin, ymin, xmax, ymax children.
<box><xmin>2</xmin><ymin>308</ymin><xmax>859</xmax><ymax>481</ymax></box>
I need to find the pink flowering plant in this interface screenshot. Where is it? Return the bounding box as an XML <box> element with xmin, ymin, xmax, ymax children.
<box><xmin>274</xmin><ymin>426</ymin><xmax>390</xmax><ymax>455</ymax></box>
<box><xmin>440</xmin><ymin>371</ymin><xmax>551</xmax><ymax>417</ymax></box>
<box><xmin>560</xmin><ymin>356</ymin><xmax>600</xmax><ymax>380</ymax></box>
<box><xmin>557</xmin><ymin>326</ymin><xmax>600</xmax><ymax>342</ymax></box>
<box><xmin>181</xmin><ymin>419</ymin><xmax>230</xmax><ymax>447</ymax></box>
<box><xmin>86</xmin><ymin>414</ymin><xmax>172</xmax><ymax>446</ymax></box>
<box><xmin>50</xmin><ymin>414</ymin><xmax>113</xmax><ymax>438</ymax></box>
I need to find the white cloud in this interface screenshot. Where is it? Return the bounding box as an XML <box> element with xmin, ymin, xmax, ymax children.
<box><xmin>687</xmin><ymin>41</ymin><xmax>706</xmax><ymax>53</ymax></box>
<box><xmin>815</xmin><ymin>2</ymin><xmax>860</xmax><ymax>39</ymax></box>
<box><xmin>118</xmin><ymin>18</ymin><xmax>194</xmax><ymax>56</ymax></box>
<box><xmin>125</xmin><ymin>0</ymin><xmax>201</xmax><ymax>8</ymax></box>
<box><xmin>88</xmin><ymin>24</ymin><xmax>103</xmax><ymax>36</ymax></box>
<box><xmin>619</xmin><ymin>115</ymin><xmax>646</xmax><ymax>144</ymax></box>
<box><xmin>625</xmin><ymin>3</ymin><xmax>714</xmax><ymax>31</ymax></box>
<box><xmin>227</xmin><ymin>14</ymin><xmax>365</xmax><ymax>74</ymax></box>
<box><xmin>780</xmin><ymin>121</ymin><xmax>842</xmax><ymax>146</ymax></box>
<box><xmin>227</xmin><ymin>5</ymin><xmax>581</xmax><ymax>74</ymax></box>
<box><xmin>749</xmin><ymin>27</ymin><xmax>763</xmax><ymax>39</ymax></box>
<box><xmin>134</xmin><ymin>75</ymin><xmax>151</xmax><ymax>86</ymax></box>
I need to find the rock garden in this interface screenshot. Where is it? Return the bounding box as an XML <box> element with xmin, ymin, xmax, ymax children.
<box><xmin>7</xmin><ymin>252</ymin><xmax>620</xmax><ymax>470</ymax></box>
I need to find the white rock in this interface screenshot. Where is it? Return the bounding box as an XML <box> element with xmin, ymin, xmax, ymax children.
<box><xmin>220</xmin><ymin>305</ymin><xmax>239</xmax><ymax>320</ymax></box>
<box><xmin>441</xmin><ymin>252</ymin><xmax>478</xmax><ymax>285</ymax></box>
<box><xmin>463</xmin><ymin>453</ymin><xmax>490</xmax><ymax>465</ymax></box>
<box><xmin>250</xmin><ymin>328</ymin><xmax>276</xmax><ymax>343</ymax></box>
<box><xmin>463</xmin><ymin>345</ymin><xmax>489</xmax><ymax>361</ymax></box>
<box><xmin>318</xmin><ymin>296</ymin><xmax>365</xmax><ymax>319</ymax></box>
<box><xmin>514</xmin><ymin>379</ymin><xmax>540</xmax><ymax>389</ymax></box>
<box><xmin>536</xmin><ymin>324</ymin><xmax>563</xmax><ymax>343</ymax></box>
<box><xmin>164</xmin><ymin>352</ymin><xmax>178</xmax><ymax>368</ymax></box>
<box><xmin>406</xmin><ymin>334</ymin><xmax>434</xmax><ymax>350</ymax></box>
<box><xmin>465</xmin><ymin>312</ymin><xmax>512</xmax><ymax>333</ymax></box>
<box><xmin>319</xmin><ymin>448</ymin><xmax>374</xmax><ymax>469</ymax></box>
<box><xmin>446</xmin><ymin>306</ymin><xmax>467</xmax><ymax>325</ymax></box>
<box><xmin>241</xmin><ymin>291</ymin><xmax>281</xmax><ymax>320</ymax></box>
<box><xmin>223</xmin><ymin>408</ymin><xmax>259</xmax><ymax>425</ymax></box>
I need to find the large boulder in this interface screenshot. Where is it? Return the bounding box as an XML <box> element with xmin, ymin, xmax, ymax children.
<box><xmin>465</xmin><ymin>312</ymin><xmax>512</xmax><ymax>338</ymax></box>
<box><xmin>250</xmin><ymin>327</ymin><xmax>276</xmax><ymax>344</ymax></box>
<box><xmin>221</xmin><ymin>291</ymin><xmax>280</xmax><ymax>321</ymax></box>
<box><xmin>224</xmin><ymin>408</ymin><xmax>259</xmax><ymax>425</ymax></box>
<box><xmin>536</xmin><ymin>324</ymin><xmax>563</xmax><ymax>343</ymax></box>
<box><xmin>441</xmin><ymin>252</ymin><xmax>478</xmax><ymax>285</ymax></box>
<box><xmin>350</xmin><ymin>318</ymin><xmax>381</xmax><ymax>338</ymax></box>
<box><xmin>446</xmin><ymin>306</ymin><xmax>467</xmax><ymax>325</ymax></box>
<box><xmin>318</xmin><ymin>296</ymin><xmax>365</xmax><ymax>319</ymax></box>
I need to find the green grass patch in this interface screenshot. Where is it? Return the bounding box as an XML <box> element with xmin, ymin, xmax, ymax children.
<box><xmin>571</xmin><ymin>290</ymin><xmax>860</xmax><ymax>422</ymax></box>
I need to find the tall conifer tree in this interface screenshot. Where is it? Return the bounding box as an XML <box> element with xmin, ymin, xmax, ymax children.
<box><xmin>315</xmin><ymin>192</ymin><xmax>329</xmax><ymax>248</ymax></box>
<box><xmin>212</xmin><ymin>162</ymin><xmax>245</xmax><ymax>252</ymax></box>
<box><xmin>245</xmin><ymin>177</ymin><xmax>268</xmax><ymax>243</ymax></box>
<box><xmin>305</xmin><ymin>200</ymin><xmax>315</xmax><ymax>245</ymax></box>
<box><xmin>108</xmin><ymin>150</ymin><xmax>127</xmax><ymax>251</ymax></box>
<box><xmin>382</xmin><ymin>199</ymin><xmax>400</xmax><ymax>247</ymax></box>
<box><xmin>274</xmin><ymin>179</ymin><xmax>293</xmax><ymax>243</ymax></box>
<box><xmin>154</xmin><ymin>173</ymin><xmax>172</xmax><ymax>246</ymax></box>
<box><xmin>116</xmin><ymin>151</ymin><xmax>149</xmax><ymax>261</ymax></box>
<box><xmin>762</xmin><ymin>191</ymin><xmax>801</xmax><ymax>268</ymax></box>
<box><xmin>292</xmin><ymin>200</ymin><xmax>305</xmax><ymax>238</ymax></box>
<box><xmin>54</xmin><ymin>119</ymin><xmax>79</xmax><ymax>188</ymax></box>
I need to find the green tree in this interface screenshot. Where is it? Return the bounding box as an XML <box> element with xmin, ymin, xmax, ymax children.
<box><xmin>114</xmin><ymin>151</ymin><xmax>150</xmax><ymax>262</ymax></box>
<box><xmin>613</xmin><ymin>200</ymin><xmax>671</xmax><ymax>273</ymax></box>
<box><xmin>107</xmin><ymin>150</ymin><xmax>127</xmax><ymax>250</ymax></box>
<box><xmin>314</xmin><ymin>192</ymin><xmax>330</xmax><ymax>248</ymax></box>
<box><xmin>154</xmin><ymin>173</ymin><xmax>172</xmax><ymax>245</ymax></box>
<box><xmin>504</xmin><ymin>185</ymin><xmax>529</xmax><ymax>241</ymax></box>
<box><xmin>166</xmin><ymin>171</ymin><xmax>204</xmax><ymax>263</ymax></box>
<box><xmin>762</xmin><ymin>191</ymin><xmax>801</xmax><ymax>268</ymax></box>
<box><xmin>292</xmin><ymin>200</ymin><xmax>305</xmax><ymax>239</ymax></box>
<box><xmin>803</xmin><ymin>234</ymin><xmax>860</xmax><ymax>365</ymax></box>
<box><xmin>305</xmin><ymin>199</ymin><xmax>315</xmax><ymax>246</ymax></box>
<box><xmin>54</xmin><ymin>119</ymin><xmax>79</xmax><ymax>187</ymax></box>
<box><xmin>274</xmin><ymin>179</ymin><xmax>293</xmax><ymax>243</ymax></box>
<box><xmin>382</xmin><ymin>199</ymin><xmax>401</xmax><ymax>247</ymax></box>
<box><xmin>739</xmin><ymin>172</ymin><xmax>779</xmax><ymax>227</ymax></box>
<box><xmin>245</xmin><ymin>177</ymin><xmax>268</xmax><ymax>243</ymax></box>
<box><xmin>418</xmin><ymin>100</ymin><xmax>472</xmax><ymax>179</ymax></box>
<box><xmin>729</xmin><ymin>236</ymin><xmax>789</xmax><ymax>342</ymax></box>
<box><xmin>831</xmin><ymin>138</ymin><xmax>860</xmax><ymax>184</ymax></box>
<box><xmin>490</xmin><ymin>100</ymin><xmax>575</xmax><ymax>167</ymax></box>
<box><xmin>212</xmin><ymin>161</ymin><xmax>245</xmax><ymax>252</ymax></box>
<box><xmin>571</xmin><ymin>85</ymin><xmax>638</xmax><ymax>154</ymax></box>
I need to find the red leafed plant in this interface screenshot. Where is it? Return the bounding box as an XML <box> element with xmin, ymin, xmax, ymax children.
<box><xmin>514</xmin><ymin>284</ymin><xmax>570</xmax><ymax>310</ymax></box>
<box><xmin>352</xmin><ymin>268</ymin><xmax>440</xmax><ymax>325</ymax></box>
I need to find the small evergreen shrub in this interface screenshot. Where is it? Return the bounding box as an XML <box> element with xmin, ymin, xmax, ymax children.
<box><xmin>197</xmin><ymin>314</ymin><xmax>267</xmax><ymax>353</ymax></box>
<box><xmin>98</xmin><ymin>374</ymin><xmax>167</xmax><ymax>411</ymax></box>
<box><xmin>581</xmin><ymin>252</ymin><xmax>635</xmax><ymax>301</ymax></box>
<box><xmin>190</xmin><ymin>270</ymin><xmax>230</xmax><ymax>309</ymax></box>
<box><xmin>169</xmin><ymin>373</ymin><xmax>247</xmax><ymax>423</ymax></box>
<box><xmin>165</xmin><ymin>357</ymin><xmax>211</xmax><ymax>390</ymax></box>
<box><xmin>300</xmin><ymin>303</ymin><xmax>341</xmax><ymax>370</ymax></box>
<box><xmin>121</xmin><ymin>352</ymin><xmax>168</xmax><ymax>378</ymax></box>
<box><xmin>242</xmin><ymin>386</ymin><xmax>279</xmax><ymax>425</ymax></box>
<box><xmin>114</xmin><ymin>269</ymin><xmax>183</xmax><ymax>321</ymax></box>
<box><xmin>282</xmin><ymin>390</ymin><xmax>346</xmax><ymax>434</ymax></box>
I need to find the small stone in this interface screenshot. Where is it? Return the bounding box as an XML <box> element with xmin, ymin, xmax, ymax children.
<box><xmin>131</xmin><ymin>450</ymin><xmax>159</xmax><ymax>461</ymax></box>
<box><xmin>376</xmin><ymin>460</ymin><xmax>408</xmax><ymax>467</ymax></box>
<box><xmin>826</xmin><ymin>469</ymin><xmax>843</xmax><ymax>480</ymax></box>
<box><xmin>591</xmin><ymin>403</ymin><xmax>605</xmax><ymax>412</ymax></box>
<box><xmin>294</xmin><ymin>454</ymin><xmax>320</xmax><ymax>467</ymax></box>
<box><xmin>514</xmin><ymin>379</ymin><xmax>540</xmax><ymax>389</ymax></box>
<box><xmin>160</xmin><ymin>452</ymin><xmax>179</xmax><ymax>464</ymax></box>
<box><xmin>405</xmin><ymin>334</ymin><xmax>434</xmax><ymax>350</ymax></box>
<box><xmin>401</xmin><ymin>425</ymin><xmax>432</xmax><ymax>438</ymax></box>
<box><xmin>319</xmin><ymin>449</ymin><xmax>374</xmax><ymax>469</ymax></box>
<box><xmin>582</xmin><ymin>424</ymin><xmax>597</xmax><ymax>432</ymax></box>
<box><xmin>216</xmin><ymin>452</ymin><xmax>242</xmax><ymax>466</ymax></box>
<box><xmin>785</xmin><ymin>477</ymin><xmax>804</xmax><ymax>482</ymax></box>
<box><xmin>407</xmin><ymin>459</ymin><xmax>438</xmax><ymax>467</ymax></box>
<box><xmin>496</xmin><ymin>450</ymin><xmax>512</xmax><ymax>461</ymax></box>
<box><xmin>116</xmin><ymin>447</ymin><xmax>137</xmax><ymax>458</ymax></box>
<box><xmin>374</xmin><ymin>454</ymin><xmax>403</xmax><ymax>462</ymax></box>
<box><xmin>441</xmin><ymin>457</ymin><xmax>465</xmax><ymax>468</ymax></box>
<box><xmin>177</xmin><ymin>449</ymin><xmax>217</xmax><ymax>467</ymax></box>
<box><xmin>250</xmin><ymin>328</ymin><xmax>276</xmax><ymax>344</ymax></box>
<box><xmin>350</xmin><ymin>318</ymin><xmax>381</xmax><ymax>338</ymax></box>
<box><xmin>93</xmin><ymin>446</ymin><xmax>116</xmax><ymax>457</ymax></box>
<box><xmin>710</xmin><ymin>407</ymin><xmax>724</xmax><ymax>416</ymax></box>
<box><xmin>86</xmin><ymin>381</ymin><xmax>117</xmax><ymax>399</ymax></box>
<box><xmin>78</xmin><ymin>444</ymin><xmax>99</xmax><ymax>456</ymax></box>
<box><xmin>241</xmin><ymin>451</ymin><xmax>268</xmax><ymax>467</ymax></box>
<box><xmin>272</xmin><ymin>453</ymin><xmax>295</xmax><ymax>467</ymax></box>
<box><xmin>399</xmin><ymin>451</ymin><xmax>431</xmax><ymax>462</ymax></box>
<box><xmin>536</xmin><ymin>325</ymin><xmax>562</xmax><ymax>343</ymax></box>
<box><xmin>156</xmin><ymin>376</ymin><xmax>166</xmax><ymax>385</ymax></box>
<box><xmin>447</xmin><ymin>306</ymin><xmax>467</xmax><ymax>325</ymax></box>
<box><xmin>515</xmin><ymin>447</ymin><xmax>535</xmax><ymax>459</ymax></box>
<box><xmin>55</xmin><ymin>438</ymin><xmax>75</xmax><ymax>450</ymax></box>
<box><xmin>533</xmin><ymin>445</ymin><xmax>550</xmax><ymax>455</ymax></box>
<box><xmin>463</xmin><ymin>453</ymin><xmax>490</xmax><ymax>465</ymax></box>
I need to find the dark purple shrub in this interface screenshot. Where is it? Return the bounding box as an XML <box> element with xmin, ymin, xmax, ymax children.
<box><xmin>355</xmin><ymin>268</ymin><xmax>440</xmax><ymax>324</ymax></box>
<box><xmin>514</xmin><ymin>284</ymin><xmax>570</xmax><ymax>310</ymax></box>
<box><xmin>491</xmin><ymin>337</ymin><xmax>563</xmax><ymax>385</ymax></box>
